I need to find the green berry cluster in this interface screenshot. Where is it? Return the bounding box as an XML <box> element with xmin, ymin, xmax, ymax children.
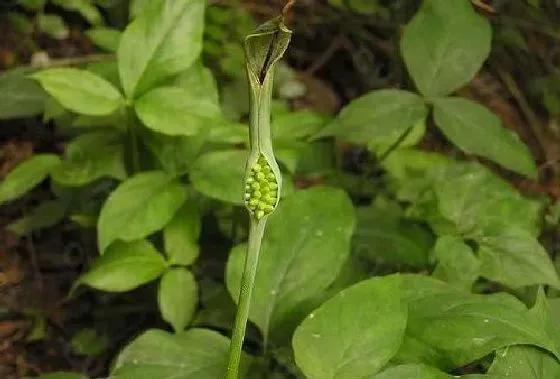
<box><xmin>244</xmin><ymin>155</ymin><xmax>278</xmax><ymax>220</ymax></box>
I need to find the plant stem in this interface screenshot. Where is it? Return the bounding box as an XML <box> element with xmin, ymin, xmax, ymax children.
<box><xmin>126</xmin><ymin>107</ymin><xmax>140</xmax><ymax>173</ymax></box>
<box><xmin>226</xmin><ymin>218</ymin><xmax>267</xmax><ymax>379</ymax></box>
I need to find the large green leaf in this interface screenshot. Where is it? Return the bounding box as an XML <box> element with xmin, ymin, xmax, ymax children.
<box><xmin>433</xmin><ymin>97</ymin><xmax>536</xmax><ymax>177</ymax></box>
<box><xmin>431</xmin><ymin>235</ymin><xmax>480</xmax><ymax>290</ymax></box>
<box><xmin>433</xmin><ymin>161</ymin><xmax>542</xmax><ymax>237</ymax></box>
<box><xmin>97</xmin><ymin>171</ymin><xmax>187</xmax><ymax>253</ymax></box>
<box><xmin>158</xmin><ymin>267</ymin><xmax>198</xmax><ymax>333</ymax></box>
<box><xmin>117</xmin><ymin>0</ymin><xmax>205</xmax><ymax>98</ymax></box>
<box><xmin>175</xmin><ymin>62</ymin><xmax>220</xmax><ymax>106</ymax></box>
<box><xmin>190</xmin><ymin>150</ymin><xmax>247</xmax><ymax>204</ymax></box>
<box><xmin>272</xmin><ymin>110</ymin><xmax>329</xmax><ymax>140</ymax></box>
<box><xmin>112</xmin><ymin>328</ymin><xmax>251</xmax><ymax>378</ymax></box>
<box><xmin>79</xmin><ymin>239</ymin><xmax>166</xmax><ymax>292</ymax></box>
<box><xmin>353</xmin><ymin>197</ymin><xmax>433</xmax><ymax>267</ymax></box>
<box><xmin>0</xmin><ymin>71</ymin><xmax>46</xmax><ymax>119</ymax></box>
<box><xmin>135</xmin><ymin>86</ymin><xmax>222</xmax><ymax>136</ymax></box>
<box><xmin>488</xmin><ymin>345</ymin><xmax>560</xmax><ymax>378</ymax></box>
<box><xmin>32</xmin><ymin>68</ymin><xmax>124</xmax><ymax>116</ymax></box>
<box><xmin>163</xmin><ymin>199</ymin><xmax>200</xmax><ymax>266</ymax></box>
<box><xmin>293</xmin><ymin>276</ymin><xmax>407</xmax><ymax>379</ymax></box>
<box><xmin>141</xmin><ymin>130</ymin><xmax>204</xmax><ymax>175</ymax></box>
<box><xmin>373</xmin><ymin>364</ymin><xmax>501</xmax><ymax>379</ymax></box>
<box><xmin>52</xmin><ymin>131</ymin><xmax>127</xmax><ymax>187</ymax></box>
<box><xmin>226</xmin><ymin>187</ymin><xmax>355</xmax><ymax>344</ymax></box>
<box><xmin>0</xmin><ymin>154</ymin><xmax>61</xmax><ymax>205</ymax></box>
<box><xmin>316</xmin><ymin>90</ymin><xmax>428</xmax><ymax>146</ymax></box>
<box><xmin>397</xmin><ymin>274</ymin><xmax>560</xmax><ymax>369</ymax></box>
<box><xmin>400</xmin><ymin>0</ymin><xmax>491</xmax><ymax>97</ymax></box>
<box><xmin>478</xmin><ymin>227</ymin><xmax>560</xmax><ymax>289</ymax></box>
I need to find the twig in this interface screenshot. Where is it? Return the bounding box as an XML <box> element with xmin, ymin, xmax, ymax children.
<box><xmin>282</xmin><ymin>0</ymin><xmax>296</xmax><ymax>22</ymax></box>
<box><xmin>498</xmin><ymin>71</ymin><xmax>549</xmax><ymax>167</ymax></box>
<box><xmin>305</xmin><ymin>34</ymin><xmax>344</xmax><ymax>75</ymax></box>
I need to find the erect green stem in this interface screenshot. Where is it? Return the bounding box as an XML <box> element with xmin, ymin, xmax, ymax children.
<box><xmin>226</xmin><ymin>218</ymin><xmax>267</xmax><ymax>379</ymax></box>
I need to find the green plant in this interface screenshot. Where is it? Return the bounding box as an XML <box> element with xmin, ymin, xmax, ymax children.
<box><xmin>1</xmin><ymin>0</ymin><xmax>560</xmax><ymax>378</ymax></box>
<box><xmin>226</xmin><ymin>17</ymin><xmax>292</xmax><ymax>378</ymax></box>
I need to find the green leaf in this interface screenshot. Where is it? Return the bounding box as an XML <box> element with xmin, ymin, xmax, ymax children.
<box><xmin>85</xmin><ymin>60</ymin><xmax>121</xmax><ymax>90</ymax></box>
<box><xmin>175</xmin><ymin>62</ymin><xmax>220</xmax><ymax>106</ymax></box>
<box><xmin>293</xmin><ymin>276</ymin><xmax>407</xmax><ymax>379</ymax></box>
<box><xmin>112</xmin><ymin>328</ymin><xmax>251</xmax><ymax>379</ymax></box>
<box><xmin>7</xmin><ymin>199</ymin><xmax>68</xmax><ymax>236</ymax></box>
<box><xmin>158</xmin><ymin>267</ymin><xmax>198</xmax><ymax>333</ymax></box>
<box><xmin>38</xmin><ymin>14</ymin><xmax>69</xmax><ymax>40</ymax></box>
<box><xmin>316</xmin><ymin>90</ymin><xmax>428</xmax><ymax>146</ymax></box>
<box><xmin>431</xmin><ymin>235</ymin><xmax>480</xmax><ymax>290</ymax></box>
<box><xmin>0</xmin><ymin>154</ymin><xmax>60</xmax><ymax>205</ymax></box>
<box><xmin>32</xmin><ymin>68</ymin><xmax>124</xmax><ymax>116</ymax></box>
<box><xmin>433</xmin><ymin>97</ymin><xmax>536</xmax><ymax>177</ymax></box>
<box><xmin>129</xmin><ymin>0</ymin><xmax>150</xmax><ymax>18</ymax></box>
<box><xmin>117</xmin><ymin>0</ymin><xmax>205</xmax><ymax>98</ymax></box>
<box><xmin>398</xmin><ymin>274</ymin><xmax>560</xmax><ymax>368</ymax></box>
<box><xmin>86</xmin><ymin>27</ymin><xmax>121</xmax><ymax>52</ymax></box>
<box><xmin>433</xmin><ymin>161</ymin><xmax>542</xmax><ymax>237</ymax></box>
<box><xmin>190</xmin><ymin>150</ymin><xmax>247</xmax><ymax>204</ymax></box>
<box><xmin>488</xmin><ymin>345</ymin><xmax>560</xmax><ymax>378</ymax></box>
<box><xmin>400</xmin><ymin>0</ymin><xmax>491</xmax><ymax>97</ymax></box>
<box><xmin>141</xmin><ymin>130</ymin><xmax>204</xmax><ymax>175</ymax></box>
<box><xmin>135</xmin><ymin>86</ymin><xmax>222</xmax><ymax>136</ymax></box>
<box><xmin>208</xmin><ymin>122</ymin><xmax>249</xmax><ymax>145</ymax></box>
<box><xmin>272</xmin><ymin>110</ymin><xmax>329</xmax><ymax>140</ymax></box>
<box><xmin>19</xmin><ymin>0</ymin><xmax>46</xmax><ymax>10</ymax></box>
<box><xmin>52</xmin><ymin>0</ymin><xmax>102</xmax><ymax>25</ymax></box>
<box><xmin>164</xmin><ymin>199</ymin><xmax>200</xmax><ymax>266</ymax></box>
<box><xmin>71</xmin><ymin>328</ymin><xmax>108</xmax><ymax>356</ymax></box>
<box><xmin>354</xmin><ymin>197</ymin><xmax>433</xmax><ymax>267</ymax></box>
<box><xmin>97</xmin><ymin>171</ymin><xmax>187</xmax><ymax>253</ymax></box>
<box><xmin>227</xmin><ymin>187</ymin><xmax>355</xmax><ymax>344</ymax></box>
<box><xmin>374</xmin><ymin>364</ymin><xmax>502</xmax><ymax>378</ymax></box>
<box><xmin>52</xmin><ymin>131</ymin><xmax>127</xmax><ymax>187</ymax></box>
<box><xmin>373</xmin><ymin>364</ymin><xmax>451</xmax><ymax>379</ymax></box>
<box><xmin>0</xmin><ymin>71</ymin><xmax>46</xmax><ymax>119</ymax></box>
<box><xmin>79</xmin><ymin>239</ymin><xmax>166</xmax><ymax>292</ymax></box>
<box><xmin>478</xmin><ymin>227</ymin><xmax>560</xmax><ymax>289</ymax></box>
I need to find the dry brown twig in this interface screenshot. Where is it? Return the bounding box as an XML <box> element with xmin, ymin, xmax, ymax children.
<box><xmin>282</xmin><ymin>0</ymin><xmax>296</xmax><ymax>22</ymax></box>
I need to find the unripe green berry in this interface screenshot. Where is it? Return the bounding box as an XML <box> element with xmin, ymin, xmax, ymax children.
<box><xmin>244</xmin><ymin>154</ymin><xmax>279</xmax><ymax>219</ymax></box>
